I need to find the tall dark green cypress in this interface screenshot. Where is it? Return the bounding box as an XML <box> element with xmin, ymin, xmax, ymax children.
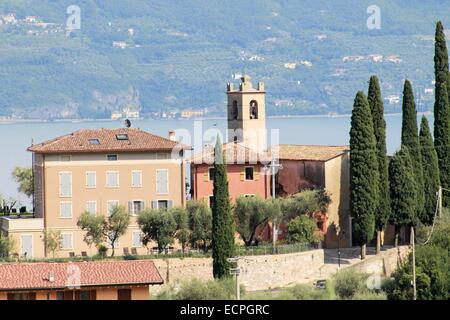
<box><xmin>350</xmin><ymin>91</ymin><xmax>378</xmax><ymax>259</ymax></box>
<box><xmin>419</xmin><ymin>116</ymin><xmax>440</xmax><ymax>225</ymax></box>
<box><xmin>434</xmin><ymin>21</ymin><xmax>450</xmax><ymax>205</ymax></box>
<box><xmin>389</xmin><ymin>146</ymin><xmax>417</xmax><ymax>246</ymax></box>
<box><xmin>401</xmin><ymin>80</ymin><xmax>425</xmax><ymax>218</ymax></box>
<box><xmin>367</xmin><ymin>75</ymin><xmax>390</xmax><ymax>254</ymax></box>
<box><xmin>211</xmin><ymin>136</ymin><xmax>235</xmax><ymax>278</ymax></box>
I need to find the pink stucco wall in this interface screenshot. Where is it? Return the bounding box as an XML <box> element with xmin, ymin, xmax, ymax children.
<box><xmin>191</xmin><ymin>163</ymin><xmax>271</xmax><ymax>202</ymax></box>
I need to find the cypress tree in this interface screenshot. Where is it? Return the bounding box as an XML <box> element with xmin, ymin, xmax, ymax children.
<box><xmin>211</xmin><ymin>136</ymin><xmax>235</xmax><ymax>278</ymax></box>
<box><xmin>419</xmin><ymin>116</ymin><xmax>440</xmax><ymax>225</ymax></box>
<box><xmin>367</xmin><ymin>75</ymin><xmax>390</xmax><ymax>254</ymax></box>
<box><xmin>350</xmin><ymin>91</ymin><xmax>378</xmax><ymax>259</ymax></box>
<box><xmin>389</xmin><ymin>146</ymin><xmax>417</xmax><ymax>247</ymax></box>
<box><xmin>401</xmin><ymin>80</ymin><xmax>425</xmax><ymax>218</ymax></box>
<box><xmin>434</xmin><ymin>21</ymin><xmax>450</xmax><ymax>205</ymax></box>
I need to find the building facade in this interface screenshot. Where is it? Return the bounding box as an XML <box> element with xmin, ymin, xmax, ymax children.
<box><xmin>274</xmin><ymin>144</ymin><xmax>351</xmax><ymax>248</ymax></box>
<box><xmin>190</xmin><ymin>142</ymin><xmax>271</xmax><ymax>204</ymax></box>
<box><xmin>1</xmin><ymin>128</ymin><xmax>190</xmax><ymax>258</ymax></box>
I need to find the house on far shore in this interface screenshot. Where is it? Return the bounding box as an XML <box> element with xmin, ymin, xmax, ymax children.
<box><xmin>0</xmin><ymin>260</ymin><xmax>163</xmax><ymax>300</ymax></box>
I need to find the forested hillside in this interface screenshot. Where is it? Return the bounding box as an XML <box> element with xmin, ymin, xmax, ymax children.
<box><xmin>0</xmin><ymin>0</ymin><xmax>448</xmax><ymax>119</ymax></box>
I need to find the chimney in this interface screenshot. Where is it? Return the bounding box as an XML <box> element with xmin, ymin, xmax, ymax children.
<box><xmin>168</xmin><ymin>130</ymin><xmax>176</xmax><ymax>141</ymax></box>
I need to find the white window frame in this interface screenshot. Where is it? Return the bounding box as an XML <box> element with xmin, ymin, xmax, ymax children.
<box><xmin>156</xmin><ymin>199</ymin><xmax>169</xmax><ymax>209</ymax></box>
<box><xmin>107</xmin><ymin>200</ymin><xmax>120</xmax><ymax>217</ymax></box>
<box><xmin>85</xmin><ymin>171</ymin><xmax>97</xmax><ymax>189</ymax></box>
<box><xmin>20</xmin><ymin>234</ymin><xmax>33</xmax><ymax>258</ymax></box>
<box><xmin>130</xmin><ymin>200</ymin><xmax>145</xmax><ymax>216</ymax></box>
<box><xmin>106</xmin><ymin>171</ymin><xmax>120</xmax><ymax>188</ymax></box>
<box><xmin>59</xmin><ymin>201</ymin><xmax>73</xmax><ymax>219</ymax></box>
<box><xmin>156</xmin><ymin>169</ymin><xmax>169</xmax><ymax>195</ymax></box>
<box><xmin>59</xmin><ymin>171</ymin><xmax>72</xmax><ymax>198</ymax></box>
<box><xmin>131</xmin><ymin>170</ymin><xmax>143</xmax><ymax>188</ymax></box>
<box><xmin>60</xmin><ymin>232</ymin><xmax>73</xmax><ymax>250</ymax></box>
<box><xmin>86</xmin><ymin>201</ymin><xmax>97</xmax><ymax>216</ymax></box>
<box><xmin>244</xmin><ymin>166</ymin><xmax>255</xmax><ymax>181</ymax></box>
<box><xmin>132</xmin><ymin>231</ymin><xmax>142</xmax><ymax>248</ymax></box>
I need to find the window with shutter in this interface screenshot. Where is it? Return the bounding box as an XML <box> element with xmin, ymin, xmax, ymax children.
<box><xmin>132</xmin><ymin>231</ymin><xmax>142</xmax><ymax>247</ymax></box>
<box><xmin>60</xmin><ymin>233</ymin><xmax>73</xmax><ymax>249</ymax></box>
<box><xmin>157</xmin><ymin>200</ymin><xmax>169</xmax><ymax>209</ymax></box>
<box><xmin>86</xmin><ymin>201</ymin><xmax>96</xmax><ymax>215</ymax></box>
<box><xmin>107</xmin><ymin>200</ymin><xmax>119</xmax><ymax>216</ymax></box>
<box><xmin>60</xmin><ymin>202</ymin><xmax>72</xmax><ymax>218</ymax></box>
<box><xmin>208</xmin><ymin>167</ymin><xmax>215</xmax><ymax>181</ymax></box>
<box><xmin>86</xmin><ymin>172</ymin><xmax>96</xmax><ymax>188</ymax></box>
<box><xmin>254</xmin><ymin>167</ymin><xmax>260</xmax><ymax>181</ymax></box>
<box><xmin>131</xmin><ymin>171</ymin><xmax>142</xmax><ymax>187</ymax></box>
<box><xmin>106</xmin><ymin>172</ymin><xmax>119</xmax><ymax>188</ymax></box>
<box><xmin>59</xmin><ymin>172</ymin><xmax>72</xmax><ymax>197</ymax></box>
<box><xmin>245</xmin><ymin>167</ymin><xmax>254</xmax><ymax>181</ymax></box>
<box><xmin>156</xmin><ymin>169</ymin><xmax>169</xmax><ymax>194</ymax></box>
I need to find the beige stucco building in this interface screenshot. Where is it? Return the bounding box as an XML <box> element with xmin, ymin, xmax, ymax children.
<box><xmin>1</xmin><ymin>128</ymin><xmax>189</xmax><ymax>259</ymax></box>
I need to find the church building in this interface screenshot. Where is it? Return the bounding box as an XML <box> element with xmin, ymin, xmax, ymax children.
<box><xmin>190</xmin><ymin>75</ymin><xmax>352</xmax><ymax>248</ymax></box>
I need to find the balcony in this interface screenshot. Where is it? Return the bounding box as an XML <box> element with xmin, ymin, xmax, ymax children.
<box><xmin>0</xmin><ymin>216</ymin><xmax>44</xmax><ymax>232</ymax></box>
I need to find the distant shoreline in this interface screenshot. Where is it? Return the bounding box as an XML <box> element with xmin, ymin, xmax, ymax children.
<box><xmin>0</xmin><ymin>111</ymin><xmax>433</xmax><ymax>125</ymax></box>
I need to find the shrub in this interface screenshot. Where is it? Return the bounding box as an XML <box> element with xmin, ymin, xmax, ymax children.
<box><xmin>285</xmin><ymin>284</ymin><xmax>331</xmax><ymax>300</ymax></box>
<box><xmin>0</xmin><ymin>234</ymin><xmax>16</xmax><ymax>258</ymax></box>
<box><xmin>287</xmin><ymin>215</ymin><xmax>322</xmax><ymax>244</ymax></box>
<box><xmin>383</xmin><ymin>245</ymin><xmax>449</xmax><ymax>300</ymax></box>
<box><xmin>333</xmin><ymin>270</ymin><xmax>368</xmax><ymax>299</ymax></box>
<box><xmin>352</xmin><ymin>291</ymin><xmax>387</xmax><ymax>300</ymax></box>
<box><xmin>155</xmin><ymin>278</ymin><xmax>240</xmax><ymax>300</ymax></box>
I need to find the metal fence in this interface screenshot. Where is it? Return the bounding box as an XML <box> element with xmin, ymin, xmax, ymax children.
<box><xmin>236</xmin><ymin>243</ymin><xmax>312</xmax><ymax>256</ymax></box>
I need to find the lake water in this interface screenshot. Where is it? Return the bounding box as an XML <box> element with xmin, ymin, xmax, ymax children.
<box><xmin>0</xmin><ymin>114</ymin><xmax>432</xmax><ymax>205</ymax></box>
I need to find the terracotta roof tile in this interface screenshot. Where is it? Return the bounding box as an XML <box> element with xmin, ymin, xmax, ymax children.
<box><xmin>190</xmin><ymin>142</ymin><xmax>271</xmax><ymax>164</ymax></box>
<box><xmin>0</xmin><ymin>260</ymin><xmax>163</xmax><ymax>291</ymax></box>
<box><xmin>28</xmin><ymin>128</ymin><xmax>191</xmax><ymax>154</ymax></box>
<box><xmin>271</xmin><ymin>144</ymin><xmax>349</xmax><ymax>162</ymax></box>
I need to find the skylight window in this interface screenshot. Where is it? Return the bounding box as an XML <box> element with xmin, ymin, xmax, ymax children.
<box><xmin>89</xmin><ymin>139</ymin><xmax>100</xmax><ymax>145</ymax></box>
<box><xmin>116</xmin><ymin>134</ymin><xmax>129</xmax><ymax>141</ymax></box>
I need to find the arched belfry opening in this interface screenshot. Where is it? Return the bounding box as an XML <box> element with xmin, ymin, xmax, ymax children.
<box><xmin>249</xmin><ymin>100</ymin><xmax>258</xmax><ymax>119</ymax></box>
<box><xmin>232</xmin><ymin>100</ymin><xmax>238</xmax><ymax>120</ymax></box>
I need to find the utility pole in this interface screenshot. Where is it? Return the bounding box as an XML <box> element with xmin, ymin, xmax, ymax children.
<box><xmin>411</xmin><ymin>226</ymin><xmax>417</xmax><ymax>300</ymax></box>
<box><xmin>438</xmin><ymin>186</ymin><xmax>443</xmax><ymax>218</ymax></box>
<box><xmin>227</xmin><ymin>257</ymin><xmax>241</xmax><ymax>300</ymax></box>
<box><xmin>269</xmin><ymin>154</ymin><xmax>282</xmax><ymax>253</ymax></box>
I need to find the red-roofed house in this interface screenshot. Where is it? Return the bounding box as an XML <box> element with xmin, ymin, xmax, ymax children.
<box><xmin>0</xmin><ymin>260</ymin><xmax>163</xmax><ymax>300</ymax></box>
<box><xmin>0</xmin><ymin>128</ymin><xmax>191</xmax><ymax>258</ymax></box>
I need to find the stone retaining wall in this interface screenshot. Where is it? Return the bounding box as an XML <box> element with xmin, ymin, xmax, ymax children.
<box><xmin>152</xmin><ymin>246</ymin><xmax>410</xmax><ymax>292</ymax></box>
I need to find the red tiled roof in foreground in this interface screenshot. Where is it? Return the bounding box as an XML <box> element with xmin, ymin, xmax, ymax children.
<box><xmin>0</xmin><ymin>260</ymin><xmax>163</xmax><ymax>291</ymax></box>
<box><xmin>271</xmin><ymin>144</ymin><xmax>350</xmax><ymax>162</ymax></box>
<box><xmin>28</xmin><ymin>128</ymin><xmax>191</xmax><ymax>154</ymax></box>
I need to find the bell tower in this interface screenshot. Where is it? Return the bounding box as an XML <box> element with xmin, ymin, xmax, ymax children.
<box><xmin>226</xmin><ymin>75</ymin><xmax>267</xmax><ymax>152</ymax></box>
